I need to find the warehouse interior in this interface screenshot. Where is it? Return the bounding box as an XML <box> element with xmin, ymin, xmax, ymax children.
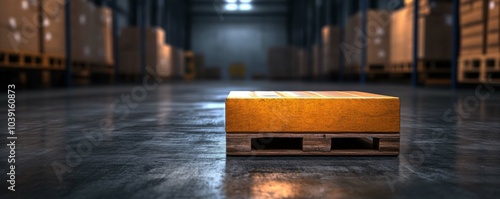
<box><xmin>1</xmin><ymin>0</ymin><xmax>500</xmax><ymax>198</ymax></box>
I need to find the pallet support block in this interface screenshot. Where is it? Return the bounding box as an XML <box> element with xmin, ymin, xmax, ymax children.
<box><xmin>226</xmin><ymin>138</ymin><xmax>251</xmax><ymax>152</ymax></box>
<box><xmin>303</xmin><ymin>137</ymin><xmax>331</xmax><ymax>152</ymax></box>
<box><xmin>225</xmin><ymin>91</ymin><xmax>400</xmax><ymax>156</ymax></box>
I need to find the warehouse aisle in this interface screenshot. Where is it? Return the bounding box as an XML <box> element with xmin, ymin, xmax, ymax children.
<box><xmin>1</xmin><ymin>81</ymin><xmax>500</xmax><ymax>198</ymax></box>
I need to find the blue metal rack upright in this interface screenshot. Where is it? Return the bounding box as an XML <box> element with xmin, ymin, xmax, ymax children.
<box><xmin>412</xmin><ymin>0</ymin><xmax>419</xmax><ymax>88</ymax></box>
<box><xmin>360</xmin><ymin>0</ymin><xmax>367</xmax><ymax>85</ymax></box>
<box><xmin>451</xmin><ymin>0</ymin><xmax>459</xmax><ymax>90</ymax></box>
<box><xmin>65</xmin><ymin>1</ymin><xmax>72</xmax><ymax>87</ymax></box>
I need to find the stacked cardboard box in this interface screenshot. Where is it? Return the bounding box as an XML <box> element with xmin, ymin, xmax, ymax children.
<box><xmin>321</xmin><ymin>25</ymin><xmax>340</xmax><ymax>77</ymax></box>
<box><xmin>172</xmin><ymin>48</ymin><xmax>185</xmax><ymax>78</ymax></box>
<box><xmin>157</xmin><ymin>44</ymin><xmax>173</xmax><ymax>78</ymax></box>
<box><xmin>69</xmin><ymin>0</ymin><xmax>96</xmax><ymax>62</ymax></box>
<box><xmin>487</xmin><ymin>0</ymin><xmax>500</xmax><ymax>53</ymax></box>
<box><xmin>40</xmin><ymin>0</ymin><xmax>65</xmax><ymax>56</ymax></box>
<box><xmin>119</xmin><ymin>26</ymin><xmax>176</xmax><ymax>78</ymax></box>
<box><xmin>0</xmin><ymin>0</ymin><xmax>40</xmax><ymax>53</ymax></box>
<box><xmin>390</xmin><ymin>2</ymin><xmax>453</xmax><ymax>64</ymax></box>
<box><xmin>268</xmin><ymin>46</ymin><xmax>304</xmax><ymax>79</ymax></box>
<box><xmin>460</xmin><ymin>0</ymin><xmax>488</xmax><ymax>56</ymax></box>
<box><xmin>405</xmin><ymin>0</ymin><xmax>453</xmax><ymax>15</ymax></box>
<box><xmin>344</xmin><ymin>10</ymin><xmax>390</xmax><ymax>73</ymax></box>
<box><xmin>94</xmin><ymin>8</ymin><xmax>113</xmax><ymax>65</ymax></box>
<box><xmin>39</xmin><ymin>0</ymin><xmax>113</xmax><ymax>64</ymax></box>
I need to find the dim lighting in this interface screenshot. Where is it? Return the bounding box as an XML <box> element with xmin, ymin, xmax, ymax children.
<box><xmin>225</xmin><ymin>0</ymin><xmax>237</xmax><ymax>3</ymax></box>
<box><xmin>240</xmin><ymin>0</ymin><xmax>252</xmax><ymax>3</ymax></box>
<box><xmin>239</xmin><ymin>4</ymin><xmax>252</xmax><ymax>10</ymax></box>
<box><xmin>225</xmin><ymin>3</ymin><xmax>238</xmax><ymax>11</ymax></box>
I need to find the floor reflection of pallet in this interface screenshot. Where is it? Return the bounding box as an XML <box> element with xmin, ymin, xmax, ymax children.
<box><xmin>459</xmin><ymin>54</ymin><xmax>500</xmax><ymax>84</ymax></box>
<box><xmin>226</xmin><ymin>133</ymin><xmax>399</xmax><ymax>156</ymax></box>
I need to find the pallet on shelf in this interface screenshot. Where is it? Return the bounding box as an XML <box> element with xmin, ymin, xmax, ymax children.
<box><xmin>226</xmin><ymin>133</ymin><xmax>400</xmax><ymax>156</ymax></box>
<box><xmin>90</xmin><ymin>64</ymin><xmax>114</xmax><ymax>75</ymax></box>
<box><xmin>388</xmin><ymin>59</ymin><xmax>452</xmax><ymax>85</ymax></box>
<box><xmin>44</xmin><ymin>54</ymin><xmax>66</xmax><ymax>70</ymax></box>
<box><xmin>0</xmin><ymin>50</ymin><xmax>45</xmax><ymax>69</ymax></box>
<box><xmin>459</xmin><ymin>54</ymin><xmax>500</xmax><ymax>84</ymax></box>
<box><xmin>345</xmin><ymin>64</ymin><xmax>389</xmax><ymax>74</ymax></box>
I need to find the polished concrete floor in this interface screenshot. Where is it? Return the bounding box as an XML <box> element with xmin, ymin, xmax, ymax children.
<box><xmin>1</xmin><ymin>81</ymin><xmax>499</xmax><ymax>198</ymax></box>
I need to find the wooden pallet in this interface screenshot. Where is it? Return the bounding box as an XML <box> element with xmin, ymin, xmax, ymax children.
<box><xmin>388</xmin><ymin>59</ymin><xmax>452</xmax><ymax>85</ymax></box>
<box><xmin>0</xmin><ymin>50</ymin><xmax>67</xmax><ymax>71</ymax></box>
<box><xmin>45</xmin><ymin>55</ymin><xmax>66</xmax><ymax>70</ymax></box>
<box><xmin>226</xmin><ymin>91</ymin><xmax>400</xmax><ymax>156</ymax></box>
<box><xmin>388</xmin><ymin>59</ymin><xmax>451</xmax><ymax>73</ymax></box>
<box><xmin>0</xmin><ymin>50</ymin><xmax>44</xmax><ymax>69</ymax></box>
<box><xmin>459</xmin><ymin>54</ymin><xmax>500</xmax><ymax>84</ymax></box>
<box><xmin>345</xmin><ymin>64</ymin><xmax>388</xmax><ymax>74</ymax></box>
<box><xmin>226</xmin><ymin>133</ymin><xmax>400</xmax><ymax>156</ymax></box>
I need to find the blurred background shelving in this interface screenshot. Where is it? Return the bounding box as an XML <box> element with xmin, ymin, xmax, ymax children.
<box><xmin>1</xmin><ymin>0</ymin><xmax>499</xmax><ymax>89</ymax></box>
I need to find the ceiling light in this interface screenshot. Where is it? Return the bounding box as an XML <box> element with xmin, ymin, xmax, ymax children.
<box><xmin>240</xmin><ymin>0</ymin><xmax>252</xmax><ymax>3</ymax></box>
<box><xmin>225</xmin><ymin>0</ymin><xmax>237</xmax><ymax>3</ymax></box>
<box><xmin>225</xmin><ymin>3</ymin><xmax>238</xmax><ymax>11</ymax></box>
<box><xmin>239</xmin><ymin>3</ymin><xmax>252</xmax><ymax>10</ymax></box>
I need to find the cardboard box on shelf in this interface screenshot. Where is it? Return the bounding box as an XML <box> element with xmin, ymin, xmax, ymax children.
<box><xmin>0</xmin><ymin>0</ymin><xmax>40</xmax><ymax>27</ymax></box>
<box><xmin>173</xmin><ymin>48</ymin><xmax>185</xmax><ymax>78</ymax></box>
<box><xmin>156</xmin><ymin>44</ymin><xmax>173</xmax><ymax>78</ymax></box>
<box><xmin>70</xmin><ymin>0</ymin><xmax>96</xmax><ymax>62</ymax></box>
<box><xmin>94</xmin><ymin>7</ymin><xmax>113</xmax><ymax>65</ymax></box>
<box><xmin>462</xmin><ymin>23</ymin><xmax>485</xmax><ymax>37</ymax></box>
<box><xmin>0</xmin><ymin>26</ymin><xmax>39</xmax><ymax>53</ymax></box>
<box><xmin>345</xmin><ymin>10</ymin><xmax>390</xmax><ymax>70</ymax></box>
<box><xmin>390</xmin><ymin>7</ymin><xmax>453</xmax><ymax>64</ymax></box>
<box><xmin>486</xmin><ymin>31</ymin><xmax>500</xmax><ymax>53</ymax></box>
<box><xmin>119</xmin><ymin>43</ymin><xmax>173</xmax><ymax>78</ymax></box>
<box><xmin>41</xmin><ymin>0</ymin><xmax>65</xmax><ymax>56</ymax></box>
<box><xmin>322</xmin><ymin>25</ymin><xmax>340</xmax><ymax>75</ymax></box>
<box><xmin>118</xmin><ymin>27</ymin><xmax>165</xmax><ymax>52</ymax></box>
<box><xmin>405</xmin><ymin>0</ymin><xmax>453</xmax><ymax>15</ymax></box>
<box><xmin>0</xmin><ymin>0</ymin><xmax>40</xmax><ymax>53</ymax></box>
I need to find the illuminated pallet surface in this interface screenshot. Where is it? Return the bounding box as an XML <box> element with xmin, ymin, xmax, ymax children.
<box><xmin>225</xmin><ymin>91</ymin><xmax>400</xmax><ymax>156</ymax></box>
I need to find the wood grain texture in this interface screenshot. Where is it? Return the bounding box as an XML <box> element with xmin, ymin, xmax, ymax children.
<box><xmin>303</xmin><ymin>137</ymin><xmax>331</xmax><ymax>152</ymax></box>
<box><xmin>226</xmin><ymin>91</ymin><xmax>400</xmax><ymax>133</ymax></box>
<box><xmin>227</xmin><ymin>138</ymin><xmax>251</xmax><ymax>152</ymax></box>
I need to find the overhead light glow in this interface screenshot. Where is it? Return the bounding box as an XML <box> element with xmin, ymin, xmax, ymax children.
<box><xmin>240</xmin><ymin>0</ymin><xmax>252</xmax><ymax>3</ymax></box>
<box><xmin>225</xmin><ymin>0</ymin><xmax>237</xmax><ymax>3</ymax></box>
<box><xmin>225</xmin><ymin>3</ymin><xmax>238</xmax><ymax>11</ymax></box>
<box><xmin>239</xmin><ymin>3</ymin><xmax>252</xmax><ymax>10</ymax></box>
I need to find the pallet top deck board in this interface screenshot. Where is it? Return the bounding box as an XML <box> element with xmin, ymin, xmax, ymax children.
<box><xmin>227</xmin><ymin>91</ymin><xmax>398</xmax><ymax>99</ymax></box>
